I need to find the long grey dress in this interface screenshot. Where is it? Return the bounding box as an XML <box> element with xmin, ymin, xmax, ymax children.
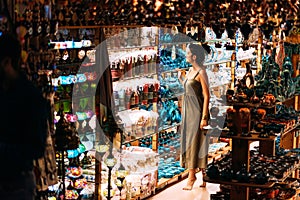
<box><xmin>180</xmin><ymin>70</ymin><xmax>209</xmax><ymax>169</ymax></box>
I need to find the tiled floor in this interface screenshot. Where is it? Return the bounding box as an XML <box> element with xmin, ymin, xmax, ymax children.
<box><xmin>148</xmin><ymin>172</ymin><xmax>220</xmax><ymax>200</ymax></box>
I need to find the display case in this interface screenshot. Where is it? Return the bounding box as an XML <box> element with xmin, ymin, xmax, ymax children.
<box><xmin>101</xmin><ymin>25</ymin><xmax>245</xmax><ymax>199</ymax></box>
<box><xmin>204</xmin><ymin>57</ymin><xmax>300</xmax><ymax>199</ymax></box>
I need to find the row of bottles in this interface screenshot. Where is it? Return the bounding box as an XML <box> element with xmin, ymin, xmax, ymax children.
<box><xmin>52</xmin><ymin>47</ymin><xmax>95</xmax><ymax>66</ymax></box>
<box><xmin>16</xmin><ymin>1</ymin><xmax>53</xmax><ymax>38</ymax></box>
<box><xmin>111</xmin><ymin>53</ymin><xmax>158</xmax><ymax>81</ymax></box>
<box><xmin>113</xmin><ymin>81</ymin><xmax>160</xmax><ymax>112</ymax></box>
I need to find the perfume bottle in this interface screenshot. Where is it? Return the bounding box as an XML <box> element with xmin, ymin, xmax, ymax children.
<box><xmin>33</xmin><ymin>4</ymin><xmax>42</xmax><ymax>36</ymax></box>
<box><xmin>133</xmin><ymin>56</ymin><xmax>139</xmax><ymax>77</ymax></box>
<box><xmin>144</xmin><ymin>54</ymin><xmax>148</xmax><ymax>74</ymax></box>
<box><xmin>60</xmin><ymin>49</ymin><xmax>70</xmax><ymax>65</ymax></box>
<box><xmin>24</xmin><ymin>9</ymin><xmax>34</xmax><ymax>38</ymax></box>
<box><xmin>134</xmin><ymin>89</ymin><xmax>139</xmax><ymax>106</ymax></box>
<box><xmin>131</xmin><ymin>56</ymin><xmax>137</xmax><ymax>77</ymax></box>
<box><xmin>54</xmin><ymin>50</ymin><xmax>61</xmax><ymax>64</ymax></box>
<box><xmin>113</xmin><ymin>91</ymin><xmax>119</xmax><ymax>113</ymax></box>
<box><xmin>130</xmin><ymin>89</ymin><xmax>136</xmax><ymax>109</ymax></box>
<box><xmin>125</xmin><ymin>88</ymin><xmax>132</xmax><ymax>110</ymax></box>
<box><xmin>153</xmin><ymin>82</ymin><xmax>159</xmax><ymax>103</ymax></box>
<box><xmin>119</xmin><ymin>89</ymin><xmax>125</xmax><ymax>111</ymax></box>
<box><xmin>138</xmin><ymin>55</ymin><xmax>144</xmax><ymax>75</ymax></box>
<box><xmin>42</xmin><ymin>17</ymin><xmax>51</xmax><ymax>36</ymax></box>
<box><xmin>111</xmin><ymin>62</ymin><xmax>120</xmax><ymax>82</ymax></box>
<box><xmin>148</xmin><ymin>84</ymin><xmax>154</xmax><ymax>104</ymax></box>
<box><xmin>137</xmin><ymin>86</ymin><xmax>143</xmax><ymax>105</ymax></box>
<box><xmin>119</xmin><ymin>60</ymin><xmax>125</xmax><ymax>79</ymax></box>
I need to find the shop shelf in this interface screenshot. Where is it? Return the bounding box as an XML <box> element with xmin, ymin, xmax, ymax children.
<box><xmin>160</xmin><ymin>59</ymin><xmax>231</xmax><ymax>73</ymax></box>
<box><xmin>210</xmin><ymin>81</ymin><xmax>231</xmax><ymax>88</ymax></box>
<box><xmin>157</xmin><ymin>169</ymin><xmax>189</xmax><ymax>190</ymax></box>
<box><xmin>205</xmin><ymin>39</ymin><xmax>232</xmax><ymax>43</ymax></box>
<box><xmin>160</xmin><ymin>92</ymin><xmax>185</xmax><ymax>101</ymax></box>
<box><xmin>159</xmin><ymin>41</ymin><xmax>200</xmax><ymax>46</ymax></box>
<box><xmin>280</xmin><ymin>123</ymin><xmax>300</xmax><ymax>138</ymax></box>
<box><xmin>55</xmin><ymin>62</ymin><xmax>95</xmax><ymax>68</ymax></box>
<box><xmin>159</xmin><ymin>68</ymin><xmax>186</xmax><ymax>73</ymax></box>
<box><xmin>58</xmin><ymin>26</ymin><xmax>102</xmax><ymax>29</ymax></box>
<box><xmin>237</xmin><ymin>55</ymin><xmax>257</xmax><ymax>62</ymax></box>
<box><xmin>108</xmin><ymin>45</ymin><xmax>158</xmax><ymax>51</ymax></box>
<box><xmin>160</xmin><ymin>39</ymin><xmax>231</xmax><ymax>46</ymax></box>
<box><xmin>203</xmin><ymin>176</ymin><xmax>275</xmax><ymax>188</ymax></box>
<box><xmin>226</xmin><ymin>101</ymin><xmax>276</xmax><ymax>109</ymax></box>
<box><xmin>219</xmin><ymin>131</ymin><xmax>278</xmax><ymax>141</ymax></box>
<box><xmin>115</xmin><ymin>102</ymin><xmax>156</xmax><ymax>113</ymax></box>
<box><xmin>112</xmin><ymin>73</ymin><xmax>157</xmax><ymax>83</ymax></box>
<box><xmin>208</xmin><ymin>146</ymin><xmax>232</xmax><ymax>163</ymax></box>
<box><xmin>122</xmin><ymin>123</ymin><xmax>181</xmax><ymax>145</ymax></box>
<box><xmin>204</xmin><ymin>59</ymin><xmax>232</xmax><ymax>66</ymax></box>
<box><xmin>158</xmin><ymin>123</ymin><xmax>181</xmax><ymax>132</ymax></box>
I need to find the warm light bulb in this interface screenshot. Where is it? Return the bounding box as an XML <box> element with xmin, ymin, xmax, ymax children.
<box><xmin>154</xmin><ymin>0</ymin><xmax>163</xmax><ymax>12</ymax></box>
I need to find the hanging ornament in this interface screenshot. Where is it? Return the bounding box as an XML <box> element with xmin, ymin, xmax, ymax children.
<box><xmin>81</xmin><ymin>134</ymin><xmax>94</xmax><ymax>151</ymax></box>
<box><xmin>205</xmin><ymin>27</ymin><xmax>216</xmax><ymax>42</ymax></box>
<box><xmin>221</xmin><ymin>29</ymin><xmax>229</xmax><ymax>40</ymax></box>
<box><xmin>236</xmin><ymin>28</ymin><xmax>244</xmax><ymax>45</ymax></box>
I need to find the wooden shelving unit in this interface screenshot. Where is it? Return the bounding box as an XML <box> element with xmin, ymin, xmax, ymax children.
<box><xmin>204</xmin><ymin>97</ymin><xmax>300</xmax><ymax>200</ymax></box>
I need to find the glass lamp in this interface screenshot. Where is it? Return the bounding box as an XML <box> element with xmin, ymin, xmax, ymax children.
<box><xmin>115</xmin><ymin>163</ymin><xmax>129</xmax><ymax>196</ymax></box>
<box><xmin>104</xmin><ymin>153</ymin><xmax>117</xmax><ymax>168</ymax></box>
<box><xmin>81</xmin><ymin>134</ymin><xmax>93</xmax><ymax>151</ymax></box>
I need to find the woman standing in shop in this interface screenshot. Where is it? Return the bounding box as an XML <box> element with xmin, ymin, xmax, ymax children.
<box><xmin>177</xmin><ymin>43</ymin><xmax>210</xmax><ymax>190</ymax></box>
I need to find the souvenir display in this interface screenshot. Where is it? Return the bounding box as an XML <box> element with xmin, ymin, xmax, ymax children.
<box><xmin>4</xmin><ymin>0</ymin><xmax>300</xmax><ymax>199</ymax></box>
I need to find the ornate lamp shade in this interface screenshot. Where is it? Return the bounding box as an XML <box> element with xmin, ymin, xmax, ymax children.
<box><xmin>81</xmin><ymin>134</ymin><xmax>94</xmax><ymax>151</ymax></box>
<box><xmin>104</xmin><ymin>153</ymin><xmax>117</xmax><ymax>168</ymax></box>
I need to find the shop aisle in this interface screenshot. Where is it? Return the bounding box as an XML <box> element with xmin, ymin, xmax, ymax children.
<box><xmin>148</xmin><ymin>173</ymin><xmax>220</xmax><ymax>200</ymax></box>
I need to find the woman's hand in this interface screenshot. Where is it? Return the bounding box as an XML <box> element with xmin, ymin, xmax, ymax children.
<box><xmin>200</xmin><ymin>119</ymin><xmax>208</xmax><ymax>130</ymax></box>
<box><xmin>176</xmin><ymin>68</ymin><xmax>186</xmax><ymax>80</ymax></box>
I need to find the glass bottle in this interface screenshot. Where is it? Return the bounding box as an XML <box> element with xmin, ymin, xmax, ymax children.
<box><xmin>138</xmin><ymin>55</ymin><xmax>144</xmax><ymax>76</ymax></box>
<box><xmin>243</xmin><ymin>63</ymin><xmax>254</xmax><ymax>89</ymax></box>
<box><xmin>54</xmin><ymin>50</ymin><xmax>61</xmax><ymax>65</ymax></box>
<box><xmin>144</xmin><ymin>54</ymin><xmax>148</xmax><ymax>75</ymax></box>
<box><xmin>125</xmin><ymin>88</ymin><xmax>132</xmax><ymax>110</ymax></box>
<box><xmin>33</xmin><ymin>5</ymin><xmax>42</xmax><ymax>36</ymax></box>
<box><xmin>123</xmin><ymin>59</ymin><xmax>127</xmax><ymax>78</ymax></box>
<box><xmin>153</xmin><ymin>53</ymin><xmax>158</xmax><ymax>73</ymax></box>
<box><xmin>143</xmin><ymin>84</ymin><xmax>149</xmax><ymax>105</ymax></box>
<box><xmin>111</xmin><ymin>62</ymin><xmax>120</xmax><ymax>82</ymax></box>
<box><xmin>135</xmin><ymin>88</ymin><xmax>140</xmax><ymax>106</ymax></box>
<box><xmin>119</xmin><ymin>59</ymin><xmax>125</xmax><ymax>79</ymax></box>
<box><xmin>113</xmin><ymin>91</ymin><xmax>119</xmax><ymax>113</ymax></box>
<box><xmin>64</xmin><ymin>7</ymin><xmax>71</xmax><ymax>26</ymax></box>
<box><xmin>138</xmin><ymin>86</ymin><xmax>143</xmax><ymax>105</ymax></box>
<box><xmin>58</xmin><ymin>6</ymin><xmax>65</xmax><ymax>26</ymax></box>
<box><xmin>119</xmin><ymin>89</ymin><xmax>125</xmax><ymax>111</ymax></box>
<box><xmin>24</xmin><ymin>9</ymin><xmax>34</xmax><ymax>38</ymax></box>
<box><xmin>128</xmin><ymin>57</ymin><xmax>133</xmax><ymax>78</ymax></box>
<box><xmin>133</xmin><ymin>56</ymin><xmax>139</xmax><ymax>77</ymax></box>
<box><xmin>130</xmin><ymin>90</ymin><xmax>136</xmax><ymax>109</ymax></box>
<box><xmin>148</xmin><ymin>84</ymin><xmax>154</xmax><ymax>104</ymax></box>
<box><xmin>42</xmin><ymin>17</ymin><xmax>51</xmax><ymax>36</ymax></box>
<box><xmin>153</xmin><ymin>82</ymin><xmax>159</xmax><ymax>103</ymax></box>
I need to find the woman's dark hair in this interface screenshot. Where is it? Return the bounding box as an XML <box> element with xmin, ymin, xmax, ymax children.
<box><xmin>188</xmin><ymin>43</ymin><xmax>209</xmax><ymax>65</ymax></box>
<box><xmin>0</xmin><ymin>33</ymin><xmax>21</xmax><ymax>71</ymax></box>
